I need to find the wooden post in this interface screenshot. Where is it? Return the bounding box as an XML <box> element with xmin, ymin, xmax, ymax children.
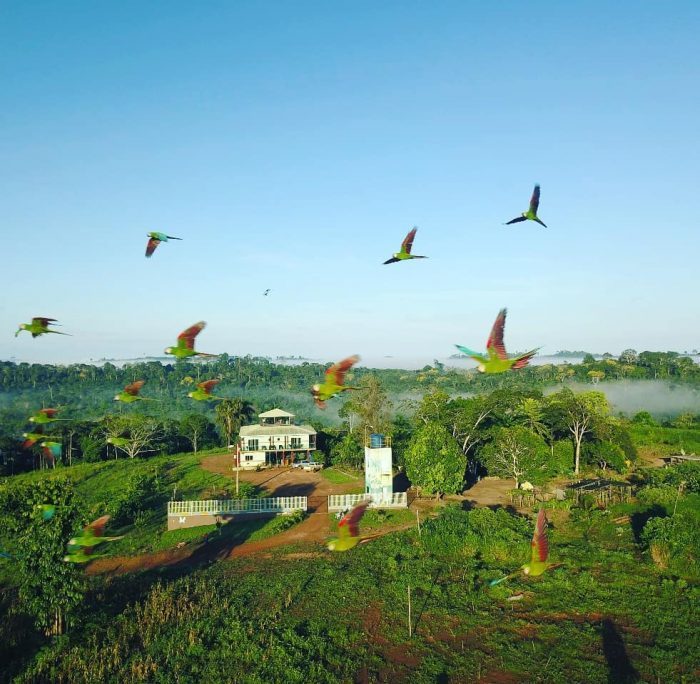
<box><xmin>408</xmin><ymin>584</ymin><xmax>412</xmax><ymax>638</ymax></box>
<box><xmin>416</xmin><ymin>510</ymin><xmax>421</xmax><ymax>537</ymax></box>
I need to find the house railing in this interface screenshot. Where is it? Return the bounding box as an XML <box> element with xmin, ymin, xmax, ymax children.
<box><xmin>168</xmin><ymin>497</ymin><xmax>307</xmax><ymax>516</ymax></box>
<box><xmin>328</xmin><ymin>492</ymin><xmax>407</xmax><ymax>512</ymax></box>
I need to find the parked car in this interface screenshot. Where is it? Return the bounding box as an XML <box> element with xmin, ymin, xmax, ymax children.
<box><xmin>293</xmin><ymin>460</ymin><xmax>323</xmax><ymax>471</ymax></box>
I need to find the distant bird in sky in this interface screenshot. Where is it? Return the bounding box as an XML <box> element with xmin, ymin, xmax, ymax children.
<box><xmin>490</xmin><ymin>508</ymin><xmax>560</xmax><ymax>585</ymax></box>
<box><xmin>64</xmin><ymin>515</ymin><xmax>123</xmax><ymax>563</ymax></box>
<box><xmin>114</xmin><ymin>380</ymin><xmax>151</xmax><ymax>402</ymax></box>
<box><xmin>165</xmin><ymin>321</ymin><xmax>217</xmax><ymax>359</ymax></box>
<box><xmin>145</xmin><ymin>231</ymin><xmax>182</xmax><ymax>257</ymax></box>
<box><xmin>15</xmin><ymin>317</ymin><xmax>71</xmax><ymax>338</ymax></box>
<box><xmin>311</xmin><ymin>354</ymin><xmax>360</xmax><ymax>409</ymax></box>
<box><xmin>383</xmin><ymin>227</ymin><xmax>428</xmax><ymax>264</ymax></box>
<box><xmin>327</xmin><ymin>500</ymin><xmax>372</xmax><ymax>551</ymax></box>
<box><xmin>28</xmin><ymin>408</ymin><xmax>70</xmax><ymax>424</ymax></box>
<box><xmin>505</xmin><ymin>184</ymin><xmax>547</xmax><ymax>228</ymax></box>
<box><xmin>263</xmin><ymin>289</ymin><xmax>271</xmax><ymax>296</ymax></box>
<box><xmin>455</xmin><ymin>308</ymin><xmax>539</xmax><ymax>374</ymax></box>
<box><xmin>188</xmin><ymin>379</ymin><xmax>223</xmax><ymax>401</ymax></box>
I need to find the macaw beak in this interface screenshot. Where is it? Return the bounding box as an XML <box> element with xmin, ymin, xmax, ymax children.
<box><xmin>477</xmin><ymin>365</ymin><xmax>485</xmax><ymax>373</ymax></box>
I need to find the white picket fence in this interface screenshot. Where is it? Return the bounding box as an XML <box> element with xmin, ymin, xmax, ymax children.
<box><xmin>168</xmin><ymin>497</ymin><xmax>307</xmax><ymax>517</ymax></box>
<box><xmin>327</xmin><ymin>492</ymin><xmax>407</xmax><ymax>512</ymax></box>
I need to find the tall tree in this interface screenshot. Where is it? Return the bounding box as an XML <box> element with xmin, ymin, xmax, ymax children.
<box><xmin>104</xmin><ymin>415</ymin><xmax>162</xmax><ymax>459</ymax></box>
<box><xmin>550</xmin><ymin>389</ymin><xmax>610</xmax><ymax>474</ymax></box>
<box><xmin>0</xmin><ymin>478</ymin><xmax>85</xmax><ymax>636</ymax></box>
<box><xmin>179</xmin><ymin>414</ymin><xmax>213</xmax><ymax>454</ymax></box>
<box><xmin>479</xmin><ymin>426</ymin><xmax>550</xmax><ymax>488</ymax></box>
<box><xmin>404</xmin><ymin>422</ymin><xmax>463</xmax><ymax>498</ymax></box>
<box><xmin>215</xmin><ymin>398</ymin><xmax>256</xmax><ymax>447</ymax></box>
<box><xmin>342</xmin><ymin>375</ymin><xmax>393</xmax><ymax>437</ymax></box>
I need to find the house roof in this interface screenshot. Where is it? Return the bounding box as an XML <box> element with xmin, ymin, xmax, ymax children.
<box><xmin>240</xmin><ymin>424</ymin><xmax>316</xmax><ymax>437</ymax></box>
<box><xmin>258</xmin><ymin>408</ymin><xmax>295</xmax><ymax>418</ymax></box>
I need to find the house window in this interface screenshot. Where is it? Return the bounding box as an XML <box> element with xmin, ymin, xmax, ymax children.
<box><xmin>290</xmin><ymin>437</ymin><xmax>301</xmax><ymax>448</ymax></box>
<box><xmin>245</xmin><ymin>454</ymin><xmax>254</xmax><ymax>462</ymax></box>
<box><xmin>248</xmin><ymin>439</ymin><xmax>259</xmax><ymax>451</ymax></box>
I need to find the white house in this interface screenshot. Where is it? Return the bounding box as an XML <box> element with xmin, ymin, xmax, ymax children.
<box><xmin>237</xmin><ymin>409</ymin><xmax>317</xmax><ymax>469</ymax></box>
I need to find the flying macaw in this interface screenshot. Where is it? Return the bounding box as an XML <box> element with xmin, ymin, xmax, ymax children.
<box><xmin>165</xmin><ymin>321</ymin><xmax>217</xmax><ymax>360</ymax></box>
<box><xmin>188</xmin><ymin>379</ymin><xmax>223</xmax><ymax>401</ymax></box>
<box><xmin>455</xmin><ymin>308</ymin><xmax>539</xmax><ymax>374</ymax></box>
<box><xmin>40</xmin><ymin>441</ymin><xmax>62</xmax><ymax>463</ymax></box>
<box><xmin>489</xmin><ymin>508</ymin><xmax>560</xmax><ymax>585</ymax></box>
<box><xmin>311</xmin><ymin>355</ymin><xmax>360</xmax><ymax>409</ymax></box>
<box><xmin>327</xmin><ymin>500</ymin><xmax>372</xmax><ymax>552</ymax></box>
<box><xmin>145</xmin><ymin>231</ymin><xmax>182</xmax><ymax>258</ymax></box>
<box><xmin>38</xmin><ymin>504</ymin><xmax>56</xmax><ymax>520</ymax></box>
<box><xmin>383</xmin><ymin>227</ymin><xmax>428</xmax><ymax>264</ymax></box>
<box><xmin>106</xmin><ymin>436</ymin><xmax>130</xmax><ymax>448</ymax></box>
<box><xmin>114</xmin><ymin>380</ymin><xmax>152</xmax><ymax>403</ymax></box>
<box><xmin>22</xmin><ymin>427</ymin><xmax>49</xmax><ymax>449</ymax></box>
<box><xmin>64</xmin><ymin>515</ymin><xmax>124</xmax><ymax>563</ymax></box>
<box><xmin>505</xmin><ymin>184</ymin><xmax>547</xmax><ymax>228</ymax></box>
<box><xmin>28</xmin><ymin>408</ymin><xmax>70</xmax><ymax>425</ymax></box>
<box><xmin>15</xmin><ymin>317</ymin><xmax>71</xmax><ymax>338</ymax></box>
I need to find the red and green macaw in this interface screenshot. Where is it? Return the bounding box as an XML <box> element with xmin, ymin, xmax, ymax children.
<box><xmin>114</xmin><ymin>380</ymin><xmax>152</xmax><ymax>403</ymax></box>
<box><xmin>505</xmin><ymin>184</ymin><xmax>547</xmax><ymax>228</ymax></box>
<box><xmin>490</xmin><ymin>508</ymin><xmax>560</xmax><ymax>585</ymax></box>
<box><xmin>165</xmin><ymin>321</ymin><xmax>217</xmax><ymax>359</ymax></box>
<box><xmin>40</xmin><ymin>441</ymin><xmax>62</xmax><ymax>464</ymax></box>
<box><xmin>15</xmin><ymin>317</ymin><xmax>71</xmax><ymax>338</ymax></box>
<box><xmin>327</xmin><ymin>500</ymin><xmax>372</xmax><ymax>552</ymax></box>
<box><xmin>28</xmin><ymin>408</ymin><xmax>70</xmax><ymax>425</ymax></box>
<box><xmin>145</xmin><ymin>231</ymin><xmax>182</xmax><ymax>257</ymax></box>
<box><xmin>383</xmin><ymin>227</ymin><xmax>428</xmax><ymax>264</ymax></box>
<box><xmin>188</xmin><ymin>379</ymin><xmax>223</xmax><ymax>401</ymax></box>
<box><xmin>64</xmin><ymin>515</ymin><xmax>123</xmax><ymax>563</ymax></box>
<box><xmin>455</xmin><ymin>308</ymin><xmax>539</xmax><ymax>374</ymax></box>
<box><xmin>311</xmin><ymin>355</ymin><xmax>360</xmax><ymax>409</ymax></box>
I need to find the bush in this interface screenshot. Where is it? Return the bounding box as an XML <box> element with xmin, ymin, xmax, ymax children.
<box><xmin>640</xmin><ymin>462</ymin><xmax>700</xmax><ymax>493</ymax></box>
<box><xmin>637</xmin><ymin>485</ymin><xmax>679</xmax><ymax>507</ymax></box>
<box><xmin>582</xmin><ymin>441</ymin><xmax>627</xmax><ymax>473</ymax></box>
<box><xmin>110</xmin><ymin>472</ymin><xmax>163</xmax><ymax>526</ymax></box>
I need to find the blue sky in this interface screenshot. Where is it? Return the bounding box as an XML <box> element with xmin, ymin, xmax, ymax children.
<box><xmin>1</xmin><ymin>1</ymin><xmax>699</xmax><ymax>368</ymax></box>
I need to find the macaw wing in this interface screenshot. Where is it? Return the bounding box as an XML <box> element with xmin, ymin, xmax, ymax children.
<box><xmin>145</xmin><ymin>237</ymin><xmax>160</xmax><ymax>257</ymax></box>
<box><xmin>529</xmin><ymin>184</ymin><xmax>541</xmax><ymax>214</ymax></box>
<box><xmin>454</xmin><ymin>345</ymin><xmax>488</xmax><ymax>364</ymax></box>
<box><xmin>39</xmin><ymin>408</ymin><xmax>59</xmax><ymax>418</ymax></box>
<box><xmin>401</xmin><ymin>227</ymin><xmax>418</xmax><ymax>255</ymax></box>
<box><xmin>33</xmin><ymin>317</ymin><xmax>57</xmax><ymax>327</ymax></box>
<box><xmin>124</xmin><ymin>380</ymin><xmax>145</xmax><ymax>396</ymax></box>
<box><xmin>530</xmin><ymin>508</ymin><xmax>549</xmax><ymax>563</ymax></box>
<box><xmin>86</xmin><ymin>515</ymin><xmax>111</xmax><ymax>540</ymax></box>
<box><xmin>511</xmin><ymin>348</ymin><xmax>540</xmax><ymax>370</ymax></box>
<box><xmin>486</xmin><ymin>309</ymin><xmax>508</xmax><ymax>359</ymax></box>
<box><xmin>338</xmin><ymin>501</ymin><xmax>370</xmax><ymax>538</ymax></box>
<box><xmin>198</xmin><ymin>380</ymin><xmax>219</xmax><ymax>394</ymax></box>
<box><xmin>325</xmin><ymin>355</ymin><xmax>360</xmax><ymax>386</ymax></box>
<box><xmin>178</xmin><ymin>321</ymin><xmax>206</xmax><ymax>350</ymax></box>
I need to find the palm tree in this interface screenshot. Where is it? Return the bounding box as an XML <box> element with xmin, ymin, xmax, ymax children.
<box><xmin>215</xmin><ymin>398</ymin><xmax>256</xmax><ymax>447</ymax></box>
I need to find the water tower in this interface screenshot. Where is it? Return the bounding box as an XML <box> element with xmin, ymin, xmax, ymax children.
<box><xmin>364</xmin><ymin>431</ymin><xmax>393</xmax><ymax>503</ymax></box>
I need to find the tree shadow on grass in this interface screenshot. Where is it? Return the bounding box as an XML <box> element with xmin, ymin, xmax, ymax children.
<box><xmin>600</xmin><ymin>618</ymin><xmax>640</xmax><ymax>683</ymax></box>
<box><xmin>83</xmin><ymin>514</ymin><xmax>271</xmax><ymax>621</ymax></box>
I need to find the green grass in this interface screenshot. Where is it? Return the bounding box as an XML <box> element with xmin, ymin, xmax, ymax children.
<box><xmin>319</xmin><ymin>467</ymin><xmax>363</xmax><ymax>485</ymax></box>
<box><xmin>3</xmin><ymin>501</ymin><xmax>699</xmax><ymax>683</ymax></box>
